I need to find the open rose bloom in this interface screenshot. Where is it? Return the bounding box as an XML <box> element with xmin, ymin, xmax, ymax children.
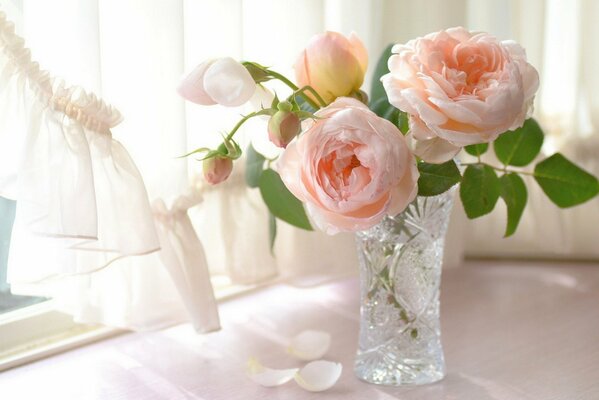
<box><xmin>382</xmin><ymin>27</ymin><xmax>539</xmax><ymax>162</ymax></box>
<box><xmin>278</xmin><ymin>98</ymin><xmax>419</xmax><ymax>234</ymax></box>
<box><xmin>179</xmin><ymin>27</ymin><xmax>599</xmax><ymax>239</ymax></box>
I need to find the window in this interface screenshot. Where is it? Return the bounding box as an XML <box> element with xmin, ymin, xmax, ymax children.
<box><xmin>0</xmin><ymin>197</ymin><xmax>118</xmax><ymax>371</ymax></box>
<box><xmin>0</xmin><ymin>197</ymin><xmax>46</xmax><ymax>314</ymax></box>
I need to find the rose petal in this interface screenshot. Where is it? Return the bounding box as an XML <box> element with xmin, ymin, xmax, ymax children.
<box><xmin>246</xmin><ymin>357</ymin><xmax>298</xmax><ymax>387</ymax></box>
<box><xmin>203</xmin><ymin>57</ymin><xmax>256</xmax><ymax>107</ymax></box>
<box><xmin>348</xmin><ymin>31</ymin><xmax>368</xmax><ymax>73</ymax></box>
<box><xmin>288</xmin><ymin>330</ymin><xmax>331</xmax><ymax>361</ymax></box>
<box><xmin>177</xmin><ymin>59</ymin><xmax>217</xmax><ymax>105</ymax></box>
<box><xmin>294</xmin><ymin>360</ymin><xmax>342</xmax><ymax>392</ymax></box>
<box><xmin>411</xmin><ymin>134</ymin><xmax>461</xmax><ymax>164</ymax></box>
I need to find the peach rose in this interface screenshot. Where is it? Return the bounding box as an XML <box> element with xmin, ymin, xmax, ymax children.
<box><xmin>295</xmin><ymin>31</ymin><xmax>368</xmax><ymax>105</ymax></box>
<box><xmin>382</xmin><ymin>27</ymin><xmax>539</xmax><ymax>162</ymax></box>
<box><xmin>278</xmin><ymin>98</ymin><xmax>419</xmax><ymax>234</ymax></box>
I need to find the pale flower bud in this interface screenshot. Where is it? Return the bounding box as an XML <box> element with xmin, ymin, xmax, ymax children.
<box><xmin>268</xmin><ymin>110</ymin><xmax>301</xmax><ymax>148</ymax></box>
<box><xmin>203</xmin><ymin>156</ymin><xmax>233</xmax><ymax>185</ymax></box>
<box><xmin>178</xmin><ymin>57</ymin><xmax>256</xmax><ymax>107</ymax></box>
<box><xmin>295</xmin><ymin>31</ymin><xmax>368</xmax><ymax>105</ymax></box>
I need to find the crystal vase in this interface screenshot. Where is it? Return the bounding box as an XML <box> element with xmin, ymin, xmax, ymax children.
<box><xmin>354</xmin><ymin>189</ymin><xmax>456</xmax><ymax>386</ymax></box>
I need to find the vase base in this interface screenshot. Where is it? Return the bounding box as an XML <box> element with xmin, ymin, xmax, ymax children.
<box><xmin>354</xmin><ymin>353</ymin><xmax>445</xmax><ymax>386</ymax></box>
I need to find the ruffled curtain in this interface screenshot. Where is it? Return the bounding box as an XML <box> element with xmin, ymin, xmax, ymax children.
<box><xmin>0</xmin><ymin>9</ymin><xmax>220</xmax><ymax>332</ymax></box>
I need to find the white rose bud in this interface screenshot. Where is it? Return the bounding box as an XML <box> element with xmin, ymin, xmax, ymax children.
<box><xmin>178</xmin><ymin>57</ymin><xmax>256</xmax><ymax>107</ymax></box>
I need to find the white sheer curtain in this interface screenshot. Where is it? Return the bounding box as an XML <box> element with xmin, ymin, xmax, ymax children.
<box><xmin>1</xmin><ymin>0</ymin><xmax>597</xmax><ymax>331</ymax></box>
<box><xmin>460</xmin><ymin>0</ymin><xmax>599</xmax><ymax>259</ymax></box>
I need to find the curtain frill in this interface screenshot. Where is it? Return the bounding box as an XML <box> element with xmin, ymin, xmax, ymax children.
<box><xmin>0</xmin><ymin>10</ymin><xmax>219</xmax><ymax>332</ymax></box>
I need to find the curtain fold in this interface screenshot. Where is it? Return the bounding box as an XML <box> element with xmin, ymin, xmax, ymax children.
<box><xmin>0</xmin><ymin>6</ymin><xmax>217</xmax><ymax>331</ymax></box>
<box><xmin>153</xmin><ymin>193</ymin><xmax>220</xmax><ymax>333</ymax></box>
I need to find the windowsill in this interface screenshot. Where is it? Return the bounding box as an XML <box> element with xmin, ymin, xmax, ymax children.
<box><xmin>0</xmin><ymin>301</ymin><xmax>119</xmax><ymax>371</ymax></box>
<box><xmin>0</xmin><ymin>276</ymin><xmax>266</xmax><ymax>372</ymax></box>
<box><xmin>1</xmin><ymin>260</ymin><xmax>597</xmax><ymax>399</ymax></box>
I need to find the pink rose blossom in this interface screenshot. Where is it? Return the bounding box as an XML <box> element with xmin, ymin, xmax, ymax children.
<box><xmin>295</xmin><ymin>31</ymin><xmax>368</xmax><ymax>105</ymax></box>
<box><xmin>382</xmin><ymin>27</ymin><xmax>539</xmax><ymax>162</ymax></box>
<box><xmin>278</xmin><ymin>98</ymin><xmax>419</xmax><ymax>234</ymax></box>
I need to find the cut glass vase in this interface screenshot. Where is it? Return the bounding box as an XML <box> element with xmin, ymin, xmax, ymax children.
<box><xmin>354</xmin><ymin>189</ymin><xmax>456</xmax><ymax>386</ymax></box>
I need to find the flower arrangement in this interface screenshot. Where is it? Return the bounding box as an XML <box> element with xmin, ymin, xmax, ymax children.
<box><xmin>178</xmin><ymin>27</ymin><xmax>599</xmax><ymax>389</ymax></box>
<box><xmin>178</xmin><ymin>28</ymin><xmax>599</xmax><ymax>242</ymax></box>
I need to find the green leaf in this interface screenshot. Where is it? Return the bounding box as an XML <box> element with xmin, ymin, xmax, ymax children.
<box><xmin>499</xmin><ymin>173</ymin><xmax>527</xmax><ymax>237</ymax></box>
<box><xmin>220</xmin><ymin>136</ymin><xmax>242</xmax><ymax>159</ymax></box>
<box><xmin>397</xmin><ymin>111</ymin><xmax>409</xmax><ymax>134</ymax></box>
<box><xmin>245</xmin><ymin>143</ymin><xmax>266</xmax><ymax>188</ymax></box>
<box><xmin>258</xmin><ymin>169</ymin><xmax>313</xmax><ymax>230</ymax></box>
<box><xmin>460</xmin><ymin>165</ymin><xmax>501</xmax><ymax>218</ymax></box>
<box><xmin>417</xmin><ymin>160</ymin><xmax>461</xmax><ymax>196</ymax></box>
<box><xmin>268</xmin><ymin>212</ymin><xmax>277</xmax><ymax>255</ymax></box>
<box><xmin>381</xmin><ymin>102</ymin><xmax>400</xmax><ymax>126</ymax></box>
<box><xmin>271</xmin><ymin>93</ymin><xmax>280</xmax><ymax>109</ymax></box>
<box><xmin>367</xmin><ymin>45</ymin><xmax>411</xmax><ymax>135</ymax></box>
<box><xmin>369</xmin><ymin>97</ymin><xmax>409</xmax><ymax>135</ymax></box>
<box><xmin>493</xmin><ymin>118</ymin><xmax>544</xmax><ymax>166</ymax></box>
<box><xmin>243</xmin><ymin>62</ymin><xmax>271</xmax><ymax>83</ymax></box>
<box><xmin>370</xmin><ymin>44</ymin><xmax>393</xmax><ymax>105</ymax></box>
<box><xmin>534</xmin><ymin>153</ymin><xmax>599</xmax><ymax>207</ymax></box>
<box><xmin>370</xmin><ymin>96</ymin><xmax>396</xmax><ymax>120</ymax></box>
<box><xmin>464</xmin><ymin>143</ymin><xmax>489</xmax><ymax>157</ymax></box>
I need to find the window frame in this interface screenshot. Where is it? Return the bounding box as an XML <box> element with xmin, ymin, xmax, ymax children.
<box><xmin>0</xmin><ymin>275</ymin><xmax>261</xmax><ymax>372</ymax></box>
<box><xmin>0</xmin><ymin>301</ymin><xmax>121</xmax><ymax>371</ymax></box>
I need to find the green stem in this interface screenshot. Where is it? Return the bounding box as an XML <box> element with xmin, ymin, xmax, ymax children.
<box><xmin>265</xmin><ymin>69</ymin><xmax>325</xmax><ymax>110</ymax></box>
<box><xmin>265</xmin><ymin>69</ymin><xmax>299</xmax><ymax>91</ymax></box>
<box><xmin>302</xmin><ymin>86</ymin><xmax>328</xmax><ymax>108</ymax></box>
<box><xmin>225</xmin><ymin>110</ymin><xmax>266</xmax><ymax>141</ymax></box>
<box><xmin>242</xmin><ymin>61</ymin><xmax>327</xmax><ymax>109</ymax></box>
<box><xmin>285</xmin><ymin>86</ymin><xmax>328</xmax><ymax>110</ymax></box>
<box><xmin>460</xmin><ymin>161</ymin><xmax>535</xmax><ymax>176</ymax></box>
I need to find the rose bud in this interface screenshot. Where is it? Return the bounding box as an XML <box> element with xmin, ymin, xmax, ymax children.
<box><xmin>202</xmin><ymin>156</ymin><xmax>233</xmax><ymax>184</ymax></box>
<box><xmin>295</xmin><ymin>31</ymin><xmax>368</xmax><ymax>105</ymax></box>
<box><xmin>268</xmin><ymin>110</ymin><xmax>301</xmax><ymax>148</ymax></box>
<box><xmin>178</xmin><ymin>57</ymin><xmax>256</xmax><ymax>107</ymax></box>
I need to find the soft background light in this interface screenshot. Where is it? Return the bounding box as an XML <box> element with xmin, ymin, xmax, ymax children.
<box><xmin>1</xmin><ymin>0</ymin><xmax>598</xmax><ymax>330</ymax></box>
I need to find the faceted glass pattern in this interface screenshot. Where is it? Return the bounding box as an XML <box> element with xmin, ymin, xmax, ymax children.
<box><xmin>354</xmin><ymin>189</ymin><xmax>456</xmax><ymax>386</ymax></box>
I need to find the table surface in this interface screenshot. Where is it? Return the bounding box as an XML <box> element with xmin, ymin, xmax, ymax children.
<box><xmin>1</xmin><ymin>261</ymin><xmax>599</xmax><ymax>399</ymax></box>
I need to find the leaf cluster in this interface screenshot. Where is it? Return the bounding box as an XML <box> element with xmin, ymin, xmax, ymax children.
<box><xmin>460</xmin><ymin>119</ymin><xmax>599</xmax><ymax>236</ymax></box>
<box><xmin>368</xmin><ymin>45</ymin><xmax>599</xmax><ymax>237</ymax></box>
